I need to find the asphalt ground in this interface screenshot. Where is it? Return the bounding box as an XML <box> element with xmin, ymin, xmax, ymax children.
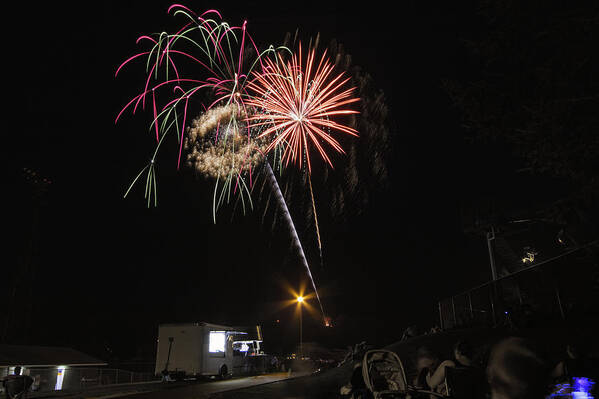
<box><xmin>26</xmin><ymin>372</ymin><xmax>307</xmax><ymax>399</ymax></box>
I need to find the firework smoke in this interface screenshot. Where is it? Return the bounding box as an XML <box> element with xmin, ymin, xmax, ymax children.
<box><xmin>184</xmin><ymin>104</ymin><xmax>265</xmax><ymax>179</ymax></box>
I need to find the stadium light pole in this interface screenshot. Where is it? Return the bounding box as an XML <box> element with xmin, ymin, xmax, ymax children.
<box><xmin>297</xmin><ymin>296</ymin><xmax>304</xmax><ymax>359</ymax></box>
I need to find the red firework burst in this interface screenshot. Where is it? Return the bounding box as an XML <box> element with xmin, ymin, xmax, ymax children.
<box><xmin>245</xmin><ymin>45</ymin><xmax>359</xmax><ymax>172</ymax></box>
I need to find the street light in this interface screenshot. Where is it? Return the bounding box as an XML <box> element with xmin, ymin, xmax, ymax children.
<box><xmin>297</xmin><ymin>296</ymin><xmax>304</xmax><ymax>359</ymax></box>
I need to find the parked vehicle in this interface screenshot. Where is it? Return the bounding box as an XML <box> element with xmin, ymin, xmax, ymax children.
<box><xmin>155</xmin><ymin>322</ymin><xmax>245</xmax><ymax>380</ymax></box>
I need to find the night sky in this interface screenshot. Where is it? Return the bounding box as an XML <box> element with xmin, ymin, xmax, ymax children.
<box><xmin>7</xmin><ymin>1</ymin><xmax>595</xmax><ymax>362</ymax></box>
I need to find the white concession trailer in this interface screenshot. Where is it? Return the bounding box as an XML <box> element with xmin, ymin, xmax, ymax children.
<box><xmin>155</xmin><ymin>322</ymin><xmax>246</xmax><ymax>379</ymax></box>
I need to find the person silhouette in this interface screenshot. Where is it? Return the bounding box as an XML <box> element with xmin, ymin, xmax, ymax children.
<box><xmin>2</xmin><ymin>367</ymin><xmax>33</xmax><ymax>399</ymax></box>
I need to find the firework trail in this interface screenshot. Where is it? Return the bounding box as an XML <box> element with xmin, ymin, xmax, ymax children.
<box><xmin>264</xmin><ymin>161</ymin><xmax>325</xmax><ymax>318</ymax></box>
<box><xmin>307</xmin><ymin>173</ymin><xmax>324</xmax><ymax>267</ymax></box>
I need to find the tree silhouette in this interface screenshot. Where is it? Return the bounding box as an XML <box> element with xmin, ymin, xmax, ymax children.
<box><xmin>444</xmin><ymin>0</ymin><xmax>598</xmax><ymax>232</ymax></box>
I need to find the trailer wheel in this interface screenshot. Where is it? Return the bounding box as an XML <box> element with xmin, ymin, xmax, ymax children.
<box><xmin>219</xmin><ymin>365</ymin><xmax>228</xmax><ymax>380</ymax></box>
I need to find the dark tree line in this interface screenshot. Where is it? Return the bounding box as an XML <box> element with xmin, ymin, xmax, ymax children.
<box><xmin>444</xmin><ymin>0</ymin><xmax>599</xmax><ymax>236</ymax></box>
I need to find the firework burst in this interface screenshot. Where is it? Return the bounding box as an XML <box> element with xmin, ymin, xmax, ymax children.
<box><xmin>116</xmin><ymin>5</ymin><xmax>364</xmax><ymax>323</ymax></box>
<box><xmin>116</xmin><ymin>5</ymin><xmax>283</xmax><ymax>216</ymax></box>
<box><xmin>245</xmin><ymin>45</ymin><xmax>360</xmax><ymax>173</ymax></box>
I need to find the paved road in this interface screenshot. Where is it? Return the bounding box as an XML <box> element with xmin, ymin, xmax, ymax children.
<box><xmin>27</xmin><ymin>372</ymin><xmax>311</xmax><ymax>399</ymax></box>
<box><xmin>27</xmin><ymin>380</ymin><xmax>165</xmax><ymax>399</ymax></box>
<box><xmin>120</xmin><ymin>372</ymin><xmax>311</xmax><ymax>399</ymax></box>
<box><xmin>207</xmin><ymin>366</ymin><xmax>352</xmax><ymax>399</ymax></box>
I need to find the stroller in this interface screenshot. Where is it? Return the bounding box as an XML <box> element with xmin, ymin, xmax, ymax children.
<box><xmin>360</xmin><ymin>350</ymin><xmax>446</xmax><ymax>399</ymax></box>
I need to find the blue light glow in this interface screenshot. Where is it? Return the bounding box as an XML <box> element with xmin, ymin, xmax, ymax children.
<box><xmin>549</xmin><ymin>377</ymin><xmax>595</xmax><ymax>398</ymax></box>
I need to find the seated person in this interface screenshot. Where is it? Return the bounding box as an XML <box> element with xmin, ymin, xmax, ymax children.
<box><xmin>402</xmin><ymin>326</ymin><xmax>419</xmax><ymax>341</ymax></box>
<box><xmin>340</xmin><ymin>362</ymin><xmax>368</xmax><ymax>398</ymax></box>
<box><xmin>551</xmin><ymin>341</ymin><xmax>599</xmax><ymax>397</ymax></box>
<box><xmin>444</xmin><ymin>342</ymin><xmax>488</xmax><ymax>399</ymax></box>
<box><xmin>408</xmin><ymin>347</ymin><xmax>442</xmax><ymax>399</ymax></box>
<box><xmin>2</xmin><ymin>367</ymin><xmax>34</xmax><ymax>399</ymax></box>
<box><xmin>452</xmin><ymin>341</ymin><xmax>475</xmax><ymax>367</ymax></box>
<box><xmin>426</xmin><ymin>341</ymin><xmax>475</xmax><ymax>395</ymax></box>
<box><xmin>486</xmin><ymin>337</ymin><xmax>550</xmax><ymax>399</ymax></box>
<box><xmin>426</xmin><ymin>360</ymin><xmax>454</xmax><ymax>395</ymax></box>
<box><xmin>552</xmin><ymin>342</ymin><xmax>599</xmax><ymax>381</ymax></box>
<box><xmin>412</xmin><ymin>346</ymin><xmax>440</xmax><ymax>390</ymax></box>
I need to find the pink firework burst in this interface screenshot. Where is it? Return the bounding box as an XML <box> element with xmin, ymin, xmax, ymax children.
<box><xmin>245</xmin><ymin>45</ymin><xmax>359</xmax><ymax>172</ymax></box>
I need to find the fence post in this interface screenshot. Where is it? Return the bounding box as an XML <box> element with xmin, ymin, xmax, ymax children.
<box><xmin>99</xmin><ymin>369</ymin><xmax>102</xmax><ymax>385</ymax></box>
<box><xmin>489</xmin><ymin>283</ymin><xmax>497</xmax><ymax>327</ymax></box>
<box><xmin>516</xmin><ymin>283</ymin><xmax>523</xmax><ymax>305</ymax></box>
<box><xmin>555</xmin><ymin>283</ymin><xmax>566</xmax><ymax>320</ymax></box>
<box><xmin>438</xmin><ymin>301</ymin><xmax>444</xmax><ymax>330</ymax></box>
<box><xmin>487</xmin><ymin>227</ymin><xmax>498</xmax><ymax>281</ymax></box>
<box><xmin>468</xmin><ymin>292</ymin><xmax>474</xmax><ymax>321</ymax></box>
<box><xmin>451</xmin><ymin>296</ymin><xmax>457</xmax><ymax>327</ymax></box>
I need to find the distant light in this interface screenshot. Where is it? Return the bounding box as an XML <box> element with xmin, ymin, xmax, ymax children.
<box><xmin>297</xmin><ymin>296</ymin><xmax>304</xmax><ymax>303</ymax></box>
<box><xmin>549</xmin><ymin>376</ymin><xmax>595</xmax><ymax>398</ymax></box>
<box><xmin>573</xmin><ymin>377</ymin><xmax>594</xmax><ymax>397</ymax></box>
<box><xmin>522</xmin><ymin>249</ymin><xmax>537</xmax><ymax>264</ymax></box>
<box><xmin>55</xmin><ymin>367</ymin><xmax>66</xmax><ymax>390</ymax></box>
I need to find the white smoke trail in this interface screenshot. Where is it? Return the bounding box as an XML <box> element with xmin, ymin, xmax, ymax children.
<box><xmin>264</xmin><ymin>161</ymin><xmax>326</xmax><ymax>319</ymax></box>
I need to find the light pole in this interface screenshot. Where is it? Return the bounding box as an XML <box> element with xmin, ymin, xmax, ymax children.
<box><xmin>297</xmin><ymin>296</ymin><xmax>304</xmax><ymax>359</ymax></box>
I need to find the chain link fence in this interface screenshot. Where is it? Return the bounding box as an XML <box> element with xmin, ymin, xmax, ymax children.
<box><xmin>1</xmin><ymin>367</ymin><xmax>157</xmax><ymax>394</ymax></box>
<box><xmin>438</xmin><ymin>243</ymin><xmax>599</xmax><ymax>330</ymax></box>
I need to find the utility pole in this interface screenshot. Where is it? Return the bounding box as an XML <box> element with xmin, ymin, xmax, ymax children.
<box><xmin>487</xmin><ymin>226</ymin><xmax>499</xmax><ymax>326</ymax></box>
<box><xmin>487</xmin><ymin>226</ymin><xmax>498</xmax><ymax>281</ymax></box>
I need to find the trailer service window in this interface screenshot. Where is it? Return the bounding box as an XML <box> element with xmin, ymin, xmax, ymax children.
<box><xmin>209</xmin><ymin>331</ymin><xmax>226</xmax><ymax>353</ymax></box>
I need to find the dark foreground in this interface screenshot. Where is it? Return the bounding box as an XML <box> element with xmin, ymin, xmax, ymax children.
<box><xmin>32</xmin><ymin>324</ymin><xmax>596</xmax><ymax>399</ymax></box>
<box><xmin>210</xmin><ymin>325</ymin><xmax>599</xmax><ymax>399</ymax></box>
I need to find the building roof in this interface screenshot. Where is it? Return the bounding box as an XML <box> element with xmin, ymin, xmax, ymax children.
<box><xmin>158</xmin><ymin>322</ymin><xmax>262</xmax><ymax>339</ymax></box>
<box><xmin>159</xmin><ymin>322</ymin><xmax>241</xmax><ymax>331</ymax></box>
<box><xmin>0</xmin><ymin>345</ymin><xmax>107</xmax><ymax>367</ymax></box>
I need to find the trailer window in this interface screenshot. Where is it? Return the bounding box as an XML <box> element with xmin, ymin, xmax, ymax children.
<box><xmin>209</xmin><ymin>331</ymin><xmax>226</xmax><ymax>353</ymax></box>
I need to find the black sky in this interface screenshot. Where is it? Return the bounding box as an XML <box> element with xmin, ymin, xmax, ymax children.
<box><xmin>7</xmin><ymin>0</ymin><xmax>568</xmax><ymax>360</ymax></box>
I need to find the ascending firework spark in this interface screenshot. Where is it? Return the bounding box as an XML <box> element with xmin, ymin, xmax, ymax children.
<box><xmin>246</xmin><ymin>44</ymin><xmax>360</xmax><ymax>173</ymax></box>
<box><xmin>264</xmin><ymin>161</ymin><xmax>325</xmax><ymax>318</ymax></box>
